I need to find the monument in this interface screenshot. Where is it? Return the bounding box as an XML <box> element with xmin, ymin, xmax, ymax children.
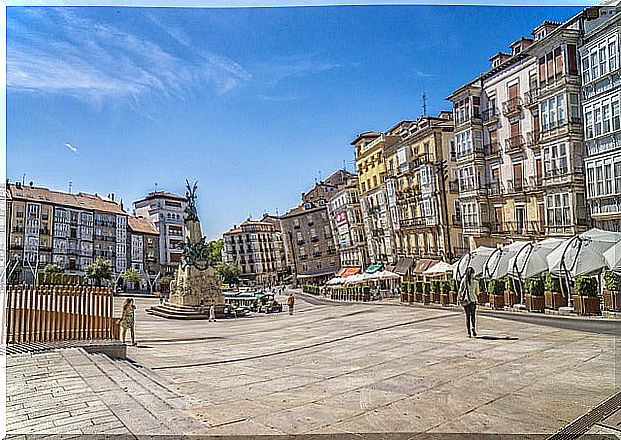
<box><xmin>147</xmin><ymin>180</ymin><xmax>224</xmax><ymax>319</ymax></box>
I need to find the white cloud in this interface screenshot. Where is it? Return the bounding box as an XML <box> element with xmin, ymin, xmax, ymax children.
<box><xmin>7</xmin><ymin>9</ymin><xmax>251</xmax><ymax>102</ymax></box>
<box><xmin>64</xmin><ymin>142</ymin><xmax>78</xmax><ymax>153</ymax></box>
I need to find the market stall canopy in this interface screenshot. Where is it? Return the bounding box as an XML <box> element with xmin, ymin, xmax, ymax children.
<box><xmin>413</xmin><ymin>259</ymin><xmax>437</xmax><ymax>275</ymax></box>
<box><xmin>603</xmin><ymin>241</ymin><xmax>621</xmax><ymax>274</ymax></box>
<box><xmin>507</xmin><ymin>238</ymin><xmax>564</xmax><ymax>281</ymax></box>
<box><xmin>394</xmin><ymin>258</ymin><xmax>414</xmax><ymax>276</ymax></box>
<box><xmin>452</xmin><ymin>246</ymin><xmax>495</xmax><ymax>283</ymax></box>
<box><xmin>483</xmin><ymin>241</ymin><xmax>531</xmax><ymax>280</ymax></box>
<box><xmin>547</xmin><ymin>228</ymin><xmax>621</xmax><ymax>278</ymax></box>
<box><xmin>336</xmin><ymin>267</ymin><xmax>361</xmax><ymax>278</ymax></box>
<box><xmin>423</xmin><ymin>261</ymin><xmax>454</xmax><ymax>275</ymax></box>
<box><xmin>365</xmin><ymin>263</ymin><xmax>384</xmax><ymax>274</ymax></box>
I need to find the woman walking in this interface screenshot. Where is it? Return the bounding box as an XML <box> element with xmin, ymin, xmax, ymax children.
<box><xmin>458</xmin><ymin>267</ymin><xmax>479</xmax><ymax>338</ymax></box>
<box><xmin>119</xmin><ymin>298</ymin><xmax>137</xmax><ymax>346</ymax></box>
<box><xmin>208</xmin><ymin>303</ymin><xmax>216</xmax><ymax>322</ymax></box>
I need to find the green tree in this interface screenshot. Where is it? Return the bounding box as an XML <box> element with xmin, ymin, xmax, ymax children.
<box><xmin>216</xmin><ymin>262</ymin><xmax>240</xmax><ymax>285</ymax></box>
<box><xmin>121</xmin><ymin>268</ymin><xmax>141</xmax><ymax>283</ymax></box>
<box><xmin>43</xmin><ymin>263</ymin><xmax>63</xmax><ymax>274</ymax></box>
<box><xmin>85</xmin><ymin>257</ymin><xmax>113</xmax><ymax>287</ymax></box>
<box><xmin>159</xmin><ymin>275</ymin><xmax>174</xmax><ymax>292</ymax></box>
<box><xmin>208</xmin><ymin>239</ymin><xmax>224</xmax><ymax>267</ymax></box>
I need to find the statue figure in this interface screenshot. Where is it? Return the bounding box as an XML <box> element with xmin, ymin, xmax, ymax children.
<box><xmin>178</xmin><ymin>236</ymin><xmax>211</xmax><ymax>271</ymax></box>
<box><xmin>184</xmin><ymin>179</ymin><xmax>200</xmax><ymax>222</ymax></box>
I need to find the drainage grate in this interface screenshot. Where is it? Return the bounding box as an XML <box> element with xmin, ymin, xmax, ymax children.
<box><xmin>546</xmin><ymin>390</ymin><xmax>621</xmax><ymax>440</ymax></box>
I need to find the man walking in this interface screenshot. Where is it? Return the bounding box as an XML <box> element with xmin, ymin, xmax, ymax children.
<box><xmin>287</xmin><ymin>293</ymin><xmax>295</xmax><ymax>315</ymax></box>
<box><xmin>208</xmin><ymin>303</ymin><xmax>216</xmax><ymax>322</ymax></box>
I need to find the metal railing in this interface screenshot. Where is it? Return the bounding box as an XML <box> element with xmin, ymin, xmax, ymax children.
<box><xmin>502</xmin><ymin>97</ymin><xmax>523</xmax><ymax>116</ymax></box>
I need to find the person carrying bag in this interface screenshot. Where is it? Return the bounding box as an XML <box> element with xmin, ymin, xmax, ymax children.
<box><xmin>458</xmin><ymin>267</ymin><xmax>479</xmax><ymax>338</ymax></box>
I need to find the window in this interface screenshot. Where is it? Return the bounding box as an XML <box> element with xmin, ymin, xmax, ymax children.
<box><xmin>582</xmin><ymin>52</ymin><xmax>590</xmax><ymax>83</ymax></box>
<box><xmin>596</xmin><ymin>165</ymin><xmax>604</xmax><ymax>195</ymax></box>
<box><xmin>540</xmin><ymin>94</ymin><xmax>566</xmax><ymax>130</ymax></box>
<box><xmin>547</xmin><ymin>193</ymin><xmax>571</xmax><ymax>227</ymax></box>
<box><xmin>605</xmin><ymin>164</ymin><xmax>613</xmax><ymax>195</ymax></box>
<box><xmin>543</xmin><ymin>143</ymin><xmax>568</xmax><ymax>175</ymax></box>
<box><xmin>615</xmin><ymin>162</ymin><xmax>621</xmax><ymax>194</ymax></box>
<box><xmin>570</xmin><ymin>93</ymin><xmax>580</xmax><ymax>121</ymax></box>
<box><xmin>609</xmin><ymin>40</ymin><xmax>617</xmax><ymax>71</ymax></box>
<box><xmin>587</xmin><ymin>167</ymin><xmax>595</xmax><ymax>197</ymax></box>
<box><xmin>613</xmin><ymin>99</ymin><xmax>620</xmax><ymax>131</ymax></box>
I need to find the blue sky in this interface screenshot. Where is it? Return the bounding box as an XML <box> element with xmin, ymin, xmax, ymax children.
<box><xmin>7</xmin><ymin>5</ymin><xmax>583</xmax><ymax>239</ymax></box>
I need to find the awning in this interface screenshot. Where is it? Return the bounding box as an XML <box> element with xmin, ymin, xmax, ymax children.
<box><xmin>296</xmin><ymin>270</ymin><xmax>337</xmax><ymax>279</ymax></box>
<box><xmin>422</xmin><ymin>261</ymin><xmax>454</xmax><ymax>275</ymax></box>
<box><xmin>413</xmin><ymin>259</ymin><xmax>437</xmax><ymax>274</ymax></box>
<box><xmin>337</xmin><ymin>266</ymin><xmax>361</xmax><ymax>277</ymax></box>
<box><xmin>365</xmin><ymin>263</ymin><xmax>384</xmax><ymax>274</ymax></box>
<box><xmin>394</xmin><ymin>258</ymin><xmax>414</xmax><ymax>276</ymax></box>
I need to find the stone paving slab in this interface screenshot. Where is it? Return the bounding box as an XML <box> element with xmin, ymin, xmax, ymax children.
<box><xmin>6</xmin><ymin>294</ymin><xmax>619</xmax><ymax>436</ymax></box>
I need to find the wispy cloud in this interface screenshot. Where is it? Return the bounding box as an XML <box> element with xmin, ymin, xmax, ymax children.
<box><xmin>412</xmin><ymin>67</ymin><xmax>433</xmax><ymax>78</ymax></box>
<box><xmin>7</xmin><ymin>9</ymin><xmax>251</xmax><ymax>102</ymax></box>
<box><xmin>254</xmin><ymin>53</ymin><xmax>348</xmax><ymax>88</ymax></box>
<box><xmin>63</xmin><ymin>142</ymin><xmax>78</xmax><ymax>153</ymax></box>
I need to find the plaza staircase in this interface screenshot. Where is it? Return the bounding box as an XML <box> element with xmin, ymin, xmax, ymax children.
<box><xmin>59</xmin><ymin>348</ymin><xmax>205</xmax><ymax>434</ymax></box>
<box><xmin>146</xmin><ymin>302</ymin><xmax>211</xmax><ymax>320</ymax></box>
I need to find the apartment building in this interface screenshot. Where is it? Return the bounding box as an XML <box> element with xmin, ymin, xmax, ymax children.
<box><xmin>133</xmin><ymin>191</ymin><xmax>187</xmax><ymax>275</ymax></box>
<box><xmin>383</xmin><ymin>112</ymin><xmax>462</xmax><ymax>263</ymax></box>
<box><xmin>7</xmin><ymin>182</ymin><xmax>128</xmax><ymax>282</ymax></box>
<box><xmin>127</xmin><ymin>215</ymin><xmax>160</xmax><ymax>276</ymax></box>
<box><xmin>223</xmin><ymin>215</ymin><xmax>286</xmax><ymax>287</ymax></box>
<box><xmin>326</xmin><ymin>174</ymin><xmax>369</xmax><ymax>269</ymax></box>
<box><xmin>280</xmin><ymin>170</ymin><xmax>353</xmax><ymax>285</ymax></box>
<box><xmin>580</xmin><ymin>6</ymin><xmax>621</xmax><ymax>232</ymax></box>
<box><xmin>448</xmin><ymin>17</ymin><xmax>589</xmax><ymax>251</ymax></box>
<box><xmin>352</xmin><ymin>132</ymin><xmax>399</xmax><ymax>266</ymax></box>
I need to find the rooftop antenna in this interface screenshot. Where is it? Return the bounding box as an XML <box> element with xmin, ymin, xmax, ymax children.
<box><xmin>422</xmin><ymin>89</ymin><xmax>428</xmax><ymax>116</ymax></box>
<box><xmin>68</xmin><ymin>181</ymin><xmax>72</xmax><ymax>194</ymax></box>
<box><xmin>318</xmin><ymin>171</ymin><xmax>322</xmax><ymax>182</ymax></box>
<box><xmin>22</xmin><ymin>173</ymin><xmax>25</xmax><ymax>185</ymax></box>
<box><xmin>343</xmin><ymin>159</ymin><xmax>346</xmax><ymax>172</ymax></box>
<box><xmin>154</xmin><ymin>182</ymin><xmax>158</xmax><ymax>192</ymax></box>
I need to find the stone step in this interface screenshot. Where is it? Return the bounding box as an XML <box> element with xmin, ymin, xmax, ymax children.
<box><xmin>146</xmin><ymin>306</ymin><xmax>209</xmax><ymax>320</ymax></box>
<box><xmin>60</xmin><ymin>349</ymin><xmax>179</xmax><ymax>435</ymax></box>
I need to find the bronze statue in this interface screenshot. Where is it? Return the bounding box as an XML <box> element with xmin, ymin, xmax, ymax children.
<box><xmin>184</xmin><ymin>179</ymin><xmax>200</xmax><ymax>222</ymax></box>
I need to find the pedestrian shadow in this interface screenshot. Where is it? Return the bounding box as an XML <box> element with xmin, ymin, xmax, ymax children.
<box><xmin>475</xmin><ymin>335</ymin><xmax>519</xmax><ymax>341</ymax></box>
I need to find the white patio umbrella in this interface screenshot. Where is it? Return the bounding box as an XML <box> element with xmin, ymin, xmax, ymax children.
<box><xmin>452</xmin><ymin>246</ymin><xmax>495</xmax><ymax>283</ymax></box>
<box><xmin>603</xmin><ymin>241</ymin><xmax>621</xmax><ymax>274</ymax></box>
<box><xmin>507</xmin><ymin>238</ymin><xmax>564</xmax><ymax>281</ymax></box>
<box><xmin>326</xmin><ymin>277</ymin><xmax>345</xmax><ymax>285</ymax></box>
<box><xmin>374</xmin><ymin>270</ymin><xmax>401</xmax><ymax>280</ymax></box>
<box><xmin>547</xmin><ymin>228</ymin><xmax>621</xmax><ymax>278</ymax></box>
<box><xmin>423</xmin><ymin>261</ymin><xmax>454</xmax><ymax>276</ymax></box>
<box><xmin>344</xmin><ymin>273</ymin><xmax>365</xmax><ymax>285</ymax></box>
<box><xmin>483</xmin><ymin>241</ymin><xmax>531</xmax><ymax>280</ymax></box>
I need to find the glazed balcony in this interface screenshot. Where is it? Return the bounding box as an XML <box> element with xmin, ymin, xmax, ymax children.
<box><xmin>502</xmin><ymin>97</ymin><xmax>523</xmax><ymax>117</ymax></box>
<box><xmin>481</xmin><ymin>107</ymin><xmax>499</xmax><ymax>125</ymax></box>
<box><xmin>505</xmin><ymin>135</ymin><xmax>525</xmax><ymax>154</ymax></box>
<box><xmin>455</xmin><ymin>144</ymin><xmax>487</xmax><ymax>163</ymax></box>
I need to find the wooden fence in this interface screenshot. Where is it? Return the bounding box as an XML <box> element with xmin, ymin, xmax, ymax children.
<box><xmin>6</xmin><ymin>285</ymin><xmax>120</xmax><ymax>344</ymax></box>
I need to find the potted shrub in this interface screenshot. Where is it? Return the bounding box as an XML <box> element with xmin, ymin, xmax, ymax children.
<box><xmin>400</xmin><ymin>282</ymin><xmax>408</xmax><ymax>303</ymax></box>
<box><xmin>422</xmin><ymin>281</ymin><xmax>431</xmax><ymax>304</ymax></box>
<box><xmin>448</xmin><ymin>278</ymin><xmax>458</xmax><ymax>304</ymax></box>
<box><xmin>414</xmin><ymin>280</ymin><xmax>423</xmax><ymax>302</ymax></box>
<box><xmin>431</xmin><ymin>280</ymin><xmax>441</xmax><ymax>303</ymax></box>
<box><xmin>544</xmin><ymin>273</ymin><xmax>564</xmax><ymax>310</ymax></box>
<box><xmin>573</xmin><ymin>275</ymin><xmax>601</xmax><ymax>316</ymax></box>
<box><xmin>488</xmin><ymin>278</ymin><xmax>505</xmax><ymax>309</ymax></box>
<box><xmin>525</xmin><ymin>277</ymin><xmax>545</xmax><ymax>312</ymax></box>
<box><xmin>439</xmin><ymin>280</ymin><xmax>450</xmax><ymax>306</ymax></box>
<box><xmin>503</xmin><ymin>276</ymin><xmax>518</xmax><ymax>306</ymax></box>
<box><xmin>476</xmin><ymin>276</ymin><xmax>489</xmax><ymax>305</ymax></box>
<box><xmin>362</xmin><ymin>285</ymin><xmax>371</xmax><ymax>302</ymax></box>
<box><xmin>603</xmin><ymin>271</ymin><xmax>621</xmax><ymax>311</ymax></box>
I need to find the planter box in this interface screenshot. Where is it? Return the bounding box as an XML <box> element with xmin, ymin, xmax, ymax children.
<box><xmin>544</xmin><ymin>291</ymin><xmax>565</xmax><ymax>310</ymax></box>
<box><xmin>525</xmin><ymin>294</ymin><xmax>545</xmax><ymax>312</ymax></box>
<box><xmin>603</xmin><ymin>290</ymin><xmax>621</xmax><ymax>311</ymax></box>
<box><xmin>490</xmin><ymin>294</ymin><xmax>505</xmax><ymax>309</ymax></box>
<box><xmin>432</xmin><ymin>292</ymin><xmax>441</xmax><ymax>303</ymax></box>
<box><xmin>573</xmin><ymin>295</ymin><xmax>601</xmax><ymax>316</ymax></box>
<box><xmin>415</xmin><ymin>292</ymin><xmax>423</xmax><ymax>302</ymax></box>
<box><xmin>478</xmin><ymin>291</ymin><xmax>489</xmax><ymax>305</ymax></box>
<box><xmin>400</xmin><ymin>293</ymin><xmax>407</xmax><ymax>303</ymax></box>
<box><xmin>504</xmin><ymin>291</ymin><xmax>518</xmax><ymax>306</ymax></box>
<box><xmin>440</xmin><ymin>293</ymin><xmax>449</xmax><ymax>306</ymax></box>
<box><xmin>363</xmin><ymin>294</ymin><xmax>371</xmax><ymax>302</ymax></box>
<box><xmin>422</xmin><ymin>293</ymin><xmax>431</xmax><ymax>304</ymax></box>
<box><xmin>449</xmin><ymin>291</ymin><xmax>458</xmax><ymax>304</ymax></box>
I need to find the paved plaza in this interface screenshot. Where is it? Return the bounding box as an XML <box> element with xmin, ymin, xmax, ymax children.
<box><xmin>6</xmin><ymin>292</ymin><xmax>621</xmax><ymax>437</ymax></box>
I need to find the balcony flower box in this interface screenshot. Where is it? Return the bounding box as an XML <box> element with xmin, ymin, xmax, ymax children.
<box><xmin>573</xmin><ymin>276</ymin><xmax>601</xmax><ymax>316</ymax></box>
<box><xmin>603</xmin><ymin>271</ymin><xmax>621</xmax><ymax>311</ymax></box>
